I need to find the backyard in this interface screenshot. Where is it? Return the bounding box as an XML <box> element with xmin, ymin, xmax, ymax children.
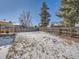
<box><xmin>0</xmin><ymin>0</ymin><xmax>79</xmax><ymax>59</ymax></box>
<box><xmin>0</xmin><ymin>32</ymin><xmax>79</xmax><ymax>59</ymax></box>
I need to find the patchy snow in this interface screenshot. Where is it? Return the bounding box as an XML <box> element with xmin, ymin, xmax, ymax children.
<box><xmin>0</xmin><ymin>36</ymin><xmax>15</xmax><ymax>59</ymax></box>
<box><xmin>6</xmin><ymin>32</ymin><xmax>79</xmax><ymax>59</ymax></box>
<box><xmin>0</xmin><ymin>45</ymin><xmax>11</xmax><ymax>59</ymax></box>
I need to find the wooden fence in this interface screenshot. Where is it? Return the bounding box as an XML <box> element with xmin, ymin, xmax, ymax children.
<box><xmin>14</xmin><ymin>27</ymin><xmax>39</xmax><ymax>32</ymax></box>
<box><xmin>45</xmin><ymin>27</ymin><xmax>79</xmax><ymax>38</ymax></box>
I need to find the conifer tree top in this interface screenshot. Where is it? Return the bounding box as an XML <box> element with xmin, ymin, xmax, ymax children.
<box><xmin>41</xmin><ymin>1</ymin><xmax>49</xmax><ymax>10</ymax></box>
<box><xmin>40</xmin><ymin>0</ymin><xmax>50</xmax><ymax>27</ymax></box>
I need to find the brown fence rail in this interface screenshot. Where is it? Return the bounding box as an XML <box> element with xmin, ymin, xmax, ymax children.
<box><xmin>45</xmin><ymin>27</ymin><xmax>79</xmax><ymax>38</ymax></box>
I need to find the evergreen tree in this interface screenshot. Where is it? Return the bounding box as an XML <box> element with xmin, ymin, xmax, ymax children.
<box><xmin>40</xmin><ymin>1</ymin><xmax>50</xmax><ymax>27</ymax></box>
<box><xmin>57</xmin><ymin>0</ymin><xmax>79</xmax><ymax>27</ymax></box>
<box><xmin>57</xmin><ymin>0</ymin><xmax>79</xmax><ymax>36</ymax></box>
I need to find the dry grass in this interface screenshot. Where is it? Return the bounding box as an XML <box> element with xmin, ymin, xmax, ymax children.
<box><xmin>59</xmin><ymin>35</ymin><xmax>79</xmax><ymax>43</ymax></box>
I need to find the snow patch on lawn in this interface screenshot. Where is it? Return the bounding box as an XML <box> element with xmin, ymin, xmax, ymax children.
<box><xmin>0</xmin><ymin>45</ymin><xmax>11</xmax><ymax>59</ymax></box>
<box><xmin>7</xmin><ymin>32</ymin><xmax>79</xmax><ymax>59</ymax></box>
<box><xmin>0</xmin><ymin>36</ymin><xmax>15</xmax><ymax>59</ymax></box>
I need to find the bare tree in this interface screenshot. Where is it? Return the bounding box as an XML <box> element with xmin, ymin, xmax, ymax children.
<box><xmin>19</xmin><ymin>10</ymin><xmax>32</xmax><ymax>28</ymax></box>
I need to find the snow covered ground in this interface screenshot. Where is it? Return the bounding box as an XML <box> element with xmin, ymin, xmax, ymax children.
<box><xmin>0</xmin><ymin>45</ymin><xmax>11</xmax><ymax>59</ymax></box>
<box><xmin>5</xmin><ymin>32</ymin><xmax>79</xmax><ymax>59</ymax></box>
<box><xmin>0</xmin><ymin>36</ymin><xmax>15</xmax><ymax>59</ymax></box>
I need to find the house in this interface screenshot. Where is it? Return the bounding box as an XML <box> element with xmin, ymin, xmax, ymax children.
<box><xmin>0</xmin><ymin>20</ymin><xmax>14</xmax><ymax>33</ymax></box>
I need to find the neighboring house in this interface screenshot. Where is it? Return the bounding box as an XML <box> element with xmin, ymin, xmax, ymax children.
<box><xmin>0</xmin><ymin>20</ymin><xmax>14</xmax><ymax>33</ymax></box>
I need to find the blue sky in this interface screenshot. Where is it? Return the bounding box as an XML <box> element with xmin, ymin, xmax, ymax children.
<box><xmin>0</xmin><ymin>0</ymin><xmax>61</xmax><ymax>25</ymax></box>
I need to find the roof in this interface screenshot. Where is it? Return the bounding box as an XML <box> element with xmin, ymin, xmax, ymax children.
<box><xmin>0</xmin><ymin>20</ymin><xmax>13</xmax><ymax>26</ymax></box>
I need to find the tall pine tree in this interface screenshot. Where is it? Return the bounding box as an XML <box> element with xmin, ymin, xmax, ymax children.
<box><xmin>57</xmin><ymin>0</ymin><xmax>79</xmax><ymax>27</ymax></box>
<box><xmin>40</xmin><ymin>1</ymin><xmax>50</xmax><ymax>27</ymax></box>
<box><xmin>57</xmin><ymin>0</ymin><xmax>79</xmax><ymax>36</ymax></box>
